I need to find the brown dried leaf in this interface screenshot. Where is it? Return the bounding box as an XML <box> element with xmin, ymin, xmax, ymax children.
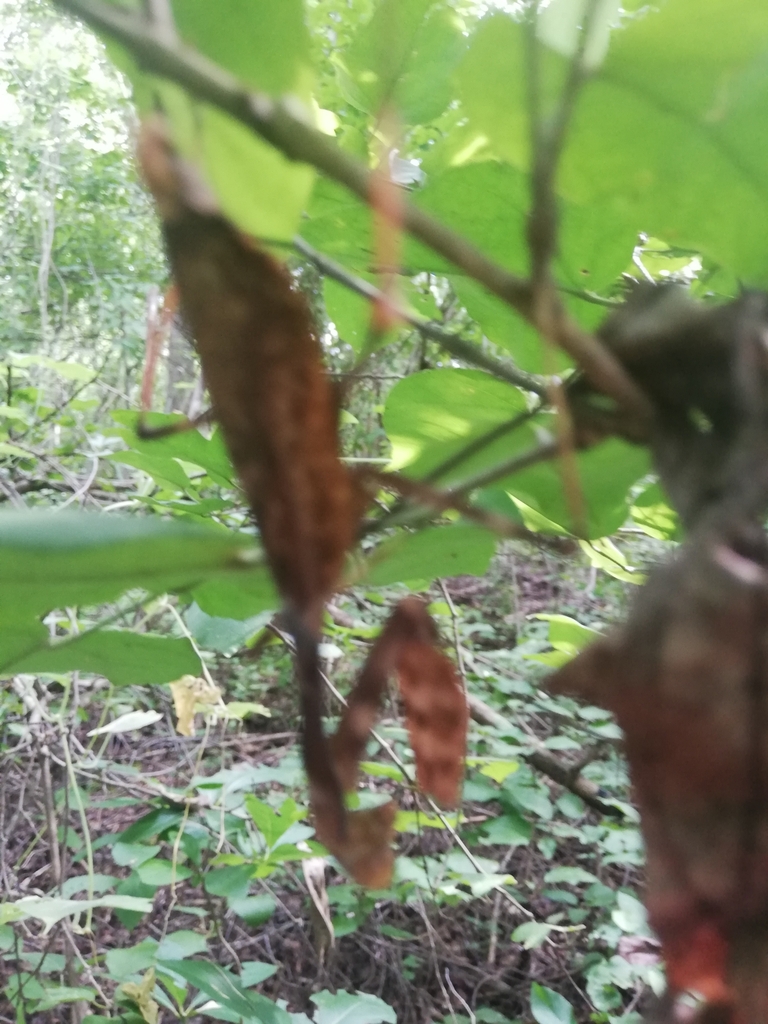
<box><xmin>314</xmin><ymin>801</ymin><xmax>396</xmax><ymax>891</ymax></box>
<box><xmin>137</xmin><ymin>117</ymin><xmax>362</xmax><ymax>628</ymax></box>
<box><xmin>393</xmin><ymin>599</ymin><xmax>468</xmax><ymax>809</ymax></box>
<box><xmin>332</xmin><ymin>597</ymin><xmax>467</xmax><ymax>810</ymax></box>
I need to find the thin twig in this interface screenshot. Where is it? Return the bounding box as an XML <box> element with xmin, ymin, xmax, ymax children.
<box><xmin>295</xmin><ymin>236</ymin><xmax>546</xmax><ymax>396</ymax></box>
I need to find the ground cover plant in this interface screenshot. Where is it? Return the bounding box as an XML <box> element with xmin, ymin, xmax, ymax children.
<box><xmin>1</xmin><ymin>0</ymin><xmax>767</xmax><ymax>1022</ymax></box>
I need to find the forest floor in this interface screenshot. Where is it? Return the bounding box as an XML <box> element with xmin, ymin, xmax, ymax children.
<box><xmin>0</xmin><ymin>540</ymin><xmax>664</xmax><ymax>1024</ymax></box>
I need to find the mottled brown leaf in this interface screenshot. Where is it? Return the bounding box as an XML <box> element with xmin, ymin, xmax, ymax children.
<box><xmin>394</xmin><ymin>599</ymin><xmax>468</xmax><ymax>809</ymax></box>
<box><xmin>138</xmin><ymin>118</ymin><xmax>362</xmax><ymax>629</ymax></box>
<box><xmin>333</xmin><ymin>597</ymin><xmax>467</xmax><ymax>813</ymax></box>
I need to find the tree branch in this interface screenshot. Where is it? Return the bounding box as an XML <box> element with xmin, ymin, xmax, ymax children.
<box><xmin>53</xmin><ymin>0</ymin><xmax>654</xmax><ymax>430</ymax></box>
<box><xmin>294</xmin><ymin>236</ymin><xmax>547</xmax><ymax>396</ymax></box>
<box><xmin>466</xmin><ymin>693</ymin><xmax>623</xmax><ymax>817</ymax></box>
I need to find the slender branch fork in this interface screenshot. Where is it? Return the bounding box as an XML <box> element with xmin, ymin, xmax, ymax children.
<box><xmin>52</xmin><ymin>0</ymin><xmax>653</xmax><ymax>430</ymax></box>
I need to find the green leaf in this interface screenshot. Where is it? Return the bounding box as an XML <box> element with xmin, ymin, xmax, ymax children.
<box><xmin>186</xmin><ymin>603</ymin><xmax>270</xmax><ymax>655</ymax></box>
<box><xmin>204</xmin><ymin>864</ymin><xmax>254</xmax><ymax>900</ymax></box>
<box><xmin>337</xmin><ymin>0</ymin><xmax>466</xmax><ymax>126</ymax></box>
<box><xmin>630</xmin><ymin>481</ymin><xmax>680</xmax><ymax>541</ymax></box>
<box><xmin>1</xmin><ymin>894</ymin><xmax>153</xmax><ymax>931</ymax></box>
<box><xmin>105</xmin><ymin>940</ymin><xmax>159</xmax><ymax>981</ymax></box>
<box><xmin>405</xmin><ymin>162</ymin><xmax>528</xmax><ymax>276</ymax></box>
<box><xmin>34</xmin><ymin>986</ymin><xmax>97</xmax><ymax>1012</ymax></box>
<box><xmin>502</xmin><ymin>434</ymin><xmax>650</xmax><ymax>539</ymax></box>
<box><xmin>530</xmin><ymin>983</ymin><xmax>577</xmax><ymax>1024</ymax></box>
<box><xmin>107</xmin><ymin>0</ymin><xmax>316</xmax><ymax>240</ymax></box>
<box><xmin>302</xmin><ymin>178</ymin><xmax>372</xmax><ymax>274</ymax></box>
<box><xmin>107</xmin><ymin>450</ymin><xmax>196</xmax><ymax>492</ymax></box>
<box><xmin>324</xmin><ymin>277</ymin><xmax>371</xmax><ymax>354</ymax></box>
<box><xmin>0</xmin><ymin>624</ymin><xmax>49</xmax><ymax>668</ymax></box>
<box><xmin>7</xmin><ymin>630</ymin><xmax>200</xmax><ymax>685</ymax></box>
<box><xmin>157</xmin><ymin>930</ymin><xmax>209</xmax><ymax>961</ymax></box>
<box><xmin>121</xmin><ymin>809</ymin><xmax>185</xmax><ymax>843</ymax></box>
<box><xmin>244</xmin><ymin>794</ymin><xmax>287</xmax><ymax>850</ymax></box>
<box><xmin>311</xmin><ymin>989</ymin><xmax>397</xmax><ymax>1024</ymax></box>
<box><xmin>111</xmin><ymin>844</ymin><xmax>161</xmax><ymax>869</ymax></box>
<box><xmin>111</xmin><ymin>412</ymin><xmax>235</xmax><ymax>488</ymax></box>
<box><xmin>450</xmin><ymin>276</ymin><xmax>568</xmax><ymax>375</ymax></box>
<box><xmin>383</xmin><ymin>368</ymin><xmax>531</xmax><ymax>482</ymax></box>
<box><xmin>192</xmin><ymin>569</ymin><xmax>278</xmax><ymax>620</ymax></box>
<box><xmin>240</xmin><ymin>961</ymin><xmax>278</xmax><ymax>987</ymax></box>
<box><xmin>228</xmin><ymin>894</ymin><xmax>277</xmax><ymax>926</ymax></box>
<box><xmin>533</xmin><ymin>615</ymin><xmax>601</xmax><ymax>653</ymax></box>
<box><xmin>136</xmin><ymin>859</ymin><xmax>193</xmax><ymax>886</ymax></box>
<box><xmin>480</xmin><ymin>809</ymin><xmax>532</xmax><ymax>847</ymax></box>
<box><xmin>611</xmin><ymin>891</ymin><xmax>649</xmax><ymax>935</ymax></box>
<box><xmin>365</xmin><ymin>524</ymin><xmax>496</xmax><ymax>586</ymax></box>
<box><xmin>543</xmin><ymin>866</ymin><xmax>598</xmax><ymax>886</ymax></box>
<box><xmin>580</xmin><ymin>538</ymin><xmax>644</xmax><ymax>584</ymax></box>
<box><xmin>512</xmin><ymin>922</ymin><xmax>556</xmax><ymax>950</ymax></box>
<box><xmin>0</xmin><ymin>511</ymin><xmax>257</xmax><ymax>621</ymax></box>
<box><xmin>460</xmin><ymin>3</ymin><xmax>768</xmax><ymax>284</ymax></box>
<box><xmin>157</xmin><ymin>959</ymin><xmax>289</xmax><ymax>1024</ymax></box>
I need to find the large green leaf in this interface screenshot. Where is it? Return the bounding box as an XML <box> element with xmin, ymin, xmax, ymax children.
<box><xmin>312</xmin><ymin>989</ymin><xmax>396</xmax><ymax>1024</ymax></box>
<box><xmin>192</xmin><ymin>568</ymin><xmax>278</xmax><ymax>619</ymax></box>
<box><xmin>383</xmin><ymin>368</ymin><xmax>532</xmax><ymax>482</ymax></box>
<box><xmin>499</xmin><ymin>433</ymin><xmax>650</xmax><ymax>539</ymax></box>
<box><xmin>103</xmin><ymin>0</ymin><xmax>315</xmax><ymax>239</ymax></box>
<box><xmin>336</xmin><ymin>0</ymin><xmax>466</xmax><ymax>126</ymax></box>
<box><xmin>365</xmin><ymin>524</ymin><xmax>496</xmax><ymax>586</ymax></box>
<box><xmin>111</xmin><ymin>412</ymin><xmax>235</xmax><ymax>488</ymax></box>
<box><xmin>157</xmin><ymin>959</ymin><xmax>289</xmax><ymax>1024</ymax></box>
<box><xmin>5</xmin><ymin>631</ymin><xmax>200</xmax><ymax>684</ymax></box>
<box><xmin>449</xmin><ymin>276</ymin><xmax>568</xmax><ymax>374</ymax></box>
<box><xmin>0</xmin><ymin>512</ymin><xmax>258</xmax><ymax>621</ymax></box>
<box><xmin>303</xmin><ymin>178</ymin><xmax>374</xmax><ymax>273</ymax></box>
<box><xmin>459</xmin><ymin>4</ymin><xmax>768</xmax><ymax>284</ymax></box>
<box><xmin>405</xmin><ymin>162</ymin><xmax>529</xmax><ymax>276</ymax></box>
<box><xmin>530</xmin><ymin>983</ymin><xmax>577</xmax><ymax>1024</ymax></box>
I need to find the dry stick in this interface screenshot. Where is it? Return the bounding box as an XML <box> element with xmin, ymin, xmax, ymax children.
<box><xmin>52</xmin><ymin>0</ymin><xmax>651</xmax><ymax>425</ymax></box>
<box><xmin>294</xmin><ymin>236</ymin><xmax>547</xmax><ymax>397</ymax></box>
<box><xmin>466</xmin><ymin>692</ymin><xmax>622</xmax><ymax>818</ymax></box>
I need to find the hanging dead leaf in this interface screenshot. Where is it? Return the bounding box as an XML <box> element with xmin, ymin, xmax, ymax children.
<box><xmin>137</xmin><ymin>118</ymin><xmax>363</xmax><ymax>629</ymax></box>
<box><xmin>332</xmin><ymin>597</ymin><xmax>467</xmax><ymax>811</ymax></box>
<box><xmin>138</xmin><ymin>119</ymin><xmax>377</xmax><ymax>887</ymax></box>
<box><xmin>548</xmin><ymin>515</ymin><xmax>768</xmax><ymax>1020</ymax></box>
<box><xmin>393</xmin><ymin>598</ymin><xmax>468</xmax><ymax>809</ymax></box>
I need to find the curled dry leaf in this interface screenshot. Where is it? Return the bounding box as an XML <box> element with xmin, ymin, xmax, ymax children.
<box><xmin>393</xmin><ymin>598</ymin><xmax>468</xmax><ymax>809</ymax></box>
<box><xmin>137</xmin><ymin>117</ymin><xmax>363</xmax><ymax>629</ymax></box>
<box><xmin>333</xmin><ymin>597</ymin><xmax>468</xmax><ymax>810</ymax></box>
